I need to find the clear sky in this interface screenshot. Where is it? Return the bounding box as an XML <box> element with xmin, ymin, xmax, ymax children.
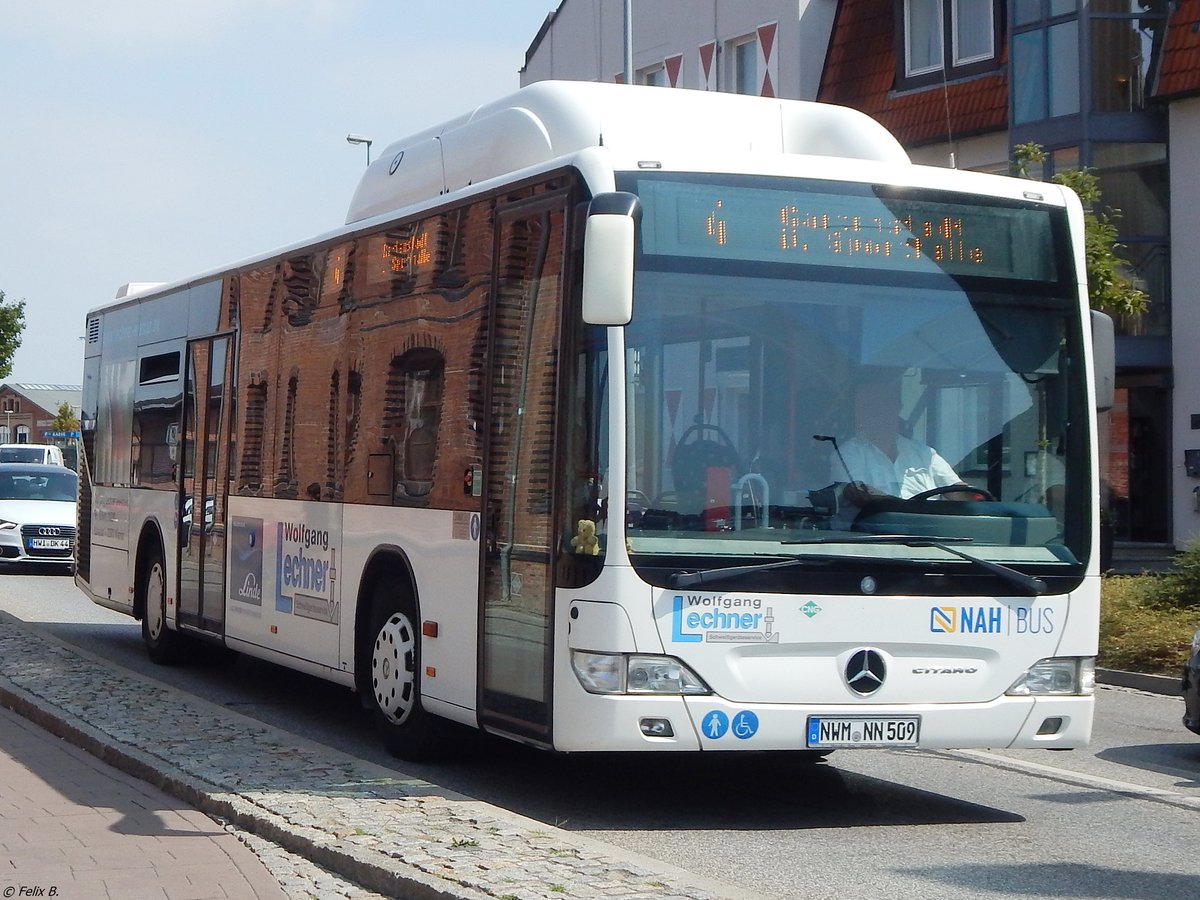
<box><xmin>0</xmin><ymin>1</ymin><xmax>557</xmax><ymax>386</ymax></box>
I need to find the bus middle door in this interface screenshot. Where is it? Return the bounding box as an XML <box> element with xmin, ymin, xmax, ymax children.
<box><xmin>178</xmin><ymin>334</ymin><xmax>234</xmax><ymax>637</ymax></box>
<box><xmin>478</xmin><ymin>194</ymin><xmax>569</xmax><ymax>746</ymax></box>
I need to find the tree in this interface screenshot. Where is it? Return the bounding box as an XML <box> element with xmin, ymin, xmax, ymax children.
<box><xmin>1012</xmin><ymin>142</ymin><xmax>1149</xmax><ymax>318</ymax></box>
<box><xmin>50</xmin><ymin>401</ymin><xmax>80</xmax><ymax>433</ymax></box>
<box><xmin>0</xmin><ymin>289</ymin><xmax>26</xmax><ymax>379</ymax></box>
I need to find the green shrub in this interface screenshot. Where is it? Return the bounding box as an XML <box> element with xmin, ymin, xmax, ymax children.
<box><xmin>1100</xmin><ymin>572</ymin><xmax>1198</xmax><ymax>675</ymax></box>
<box><xmin>1153</xmin><ymin>540</ymin><xmax>1200</xmax><ymax>608</ymax></box>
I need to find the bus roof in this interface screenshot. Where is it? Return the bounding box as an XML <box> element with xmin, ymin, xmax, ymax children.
<box><xmin>345</xmin><ymin>80</ymin><xmax>910</xmax><ymax>224</ymax></box>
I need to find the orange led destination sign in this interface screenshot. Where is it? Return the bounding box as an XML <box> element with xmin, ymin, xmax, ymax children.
<box><xmin>776</xmin><ymin>208</ymin><xmax>985</xmax><ymax>266</ymax></box>
<box><xmin>640</xmin><ymin>178</ymin><xmax>1059</xmax><ymax>282</ymax></box>
<box><xmin>383</xmin><ymin>230</ymin><xmax>432</xmax><ymax>273</ymax></box>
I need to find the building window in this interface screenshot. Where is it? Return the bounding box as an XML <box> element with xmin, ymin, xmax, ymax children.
<box><xmin>1011</xmin><ymin>2</ymin><xmax>1080</xmax><ymax>124</ymax></box>
<box><xmin>730</xmin><ymin>36</ymin><xmax>757</xmax><ymax>95</ymax></box>
<box><xmin>1094</xmin><ymin>142</ymin><xmax>1169</xmax><ymax>338</ymax></box>
<box><xmin>1014</xmin><ymin>0</ymin><xmax>1077</xmax><ymax>26</ymax></box>
<box><xmin>639</xmin><ymin>65</ymin><xmax>665</xmax><ymax>87</ymax></box>
<box><xmin>906</xmin><ymin>0</ymin><xmax>943</xmax><ymax>74</ymax></box>
<box><xmin>1090</xmin><ymin>1</ymin><xmax>1166</xmax><ymax>114</ymax></box>
<box><xmin>15</xmin><ymin>425</ymin><xmax>29</xmax><ymax>444</ymax></box>
<box><xmin>901</xmin><ymin>0</ymin><xmax>998</xmax><ymax>82</ymax></box>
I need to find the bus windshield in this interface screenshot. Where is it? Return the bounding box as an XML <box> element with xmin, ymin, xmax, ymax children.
<box><xmin>618</xmin><ymin>173</ymin><xmax>1089</xmax><ymax>586</ymax></box>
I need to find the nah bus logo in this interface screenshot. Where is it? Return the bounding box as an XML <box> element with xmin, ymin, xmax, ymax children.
<box><xmin>930</xmin><ymin>606</ymin><xmax>1002</xmax><ymax>634</ymax></box>
<box><xmin>929</xmin><ymin>605</ymin><xmax>1057</xmax><ymax>635</ymax></box>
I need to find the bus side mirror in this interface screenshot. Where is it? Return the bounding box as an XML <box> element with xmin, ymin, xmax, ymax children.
<box><xmin>1091</xmin><ymin>310</ymin><xmax>1115</xmax><ymax>412</ymax></box>
<box><xmin>582</xmin><ymin>192</ymin><xmax>641</xmax><ymax>325</ymax></box>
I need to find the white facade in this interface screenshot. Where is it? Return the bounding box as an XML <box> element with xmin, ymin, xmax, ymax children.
<box><xmin>907</xmin><ymin>131</ymin><xmax>1011</xmax><ymax>175</ymax></box>
<box><xmin>523</xmin><ymin>1</ymin><xmax>1012</xmax><ymax>178</ymax></box>
<box><xmin>1170</xmin><ymin>97</ymin><xmax>1200</xmax><ymax>547</ymax></box>
<box><xmin>521</xmin><ymin>0</ymin><xmax>837</xmax><ymax>100</ymax></box>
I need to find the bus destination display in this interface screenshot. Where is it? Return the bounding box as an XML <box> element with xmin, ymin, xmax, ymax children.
<box><xmin>639</xmin><ymin>177</ymin><xmax>1059</xmax><ymax>282</ymax></box>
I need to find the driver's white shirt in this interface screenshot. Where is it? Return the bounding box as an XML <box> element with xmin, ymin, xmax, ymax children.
<box><xmin>832</xmin><ymin>435</ymin><xmax>962</xmax><ymax>499</ymax></box>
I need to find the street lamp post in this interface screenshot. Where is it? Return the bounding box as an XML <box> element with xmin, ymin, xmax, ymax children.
<box><xmin>346</xmin><ymin>133</ymin><xmax>373</xmax><ymax>167</ymax></box>
<box><xmin>624</xmin><ymin>0</ymin><xmax>633</xmax><ymax>84</ymax></box>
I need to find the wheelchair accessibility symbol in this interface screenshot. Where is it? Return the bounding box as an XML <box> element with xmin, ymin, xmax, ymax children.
<box><xmin>731</xmin><ymin>710</ymin><xmax>759</xmax><ymax>740</ymax></box>
<box><xmin>702</xmin><ymin>709</ymin><xmax>759</xmax><ymax>741</ymax></box>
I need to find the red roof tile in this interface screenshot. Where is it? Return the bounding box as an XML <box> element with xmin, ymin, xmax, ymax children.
<box><xmin>818</xmin><ymin>0</ymin><xmax>1007</xmax><ymax>146</ymax></box>
<box><xmin>1154</xmin><ymin>0</ymin><xmax>1200</xmax><ymax>99</ymax></box>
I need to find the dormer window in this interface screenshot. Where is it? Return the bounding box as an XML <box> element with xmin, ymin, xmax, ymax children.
<box><xmin>900</xmin><ymin>0</ymin><xmax>999</xmax><ymax>86</ymax></box>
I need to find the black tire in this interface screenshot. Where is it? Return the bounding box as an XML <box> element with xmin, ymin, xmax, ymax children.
<box><xmin>365</xmin><ymin>577</ymin><xmax>444</xmax><ymax>760</ymax></box>
<box><xmin>141</xmin><ymin>544</ymin><xmax>185</xmax><ymax>665</ymax></box>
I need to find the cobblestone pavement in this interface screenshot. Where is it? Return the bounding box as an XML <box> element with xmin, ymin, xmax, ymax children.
<box><xmin>0</xmin><ymin>611</ymin><xmax>750</xmax><ymax>900</ymax></box>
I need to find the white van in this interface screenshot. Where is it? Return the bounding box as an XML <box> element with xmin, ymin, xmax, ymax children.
<box><xmin>0</xmin><ymin>444</ymin><xmax>66</xmax><ymax>466</ymax></box>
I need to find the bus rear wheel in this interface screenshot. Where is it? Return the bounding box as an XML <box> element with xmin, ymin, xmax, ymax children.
<box><xmin>367</xmin><ymin>583</ymin><xmax>444</xmax><ymax>760</ymax></box>
<box><xmin>141</xmin><ymin>546</ymin><xmax>184</xmax><ymax>665</ymax></box>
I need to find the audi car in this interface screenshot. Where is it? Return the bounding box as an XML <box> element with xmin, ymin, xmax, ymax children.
<box><xmin>0</xmin><ymin>463</ymin><xmax>78</xmax><ymax>571</ymax></box>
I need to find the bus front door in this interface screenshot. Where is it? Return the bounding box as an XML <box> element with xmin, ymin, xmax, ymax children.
<box><xmin>478</xmin><ymin>195</ymin><xmax>569</xmax><ymax>745</ymax></box>
<box><xmin>178</xmin><ymin>335</ymin><xmax>234</xmax><ymax>636</ymax></box>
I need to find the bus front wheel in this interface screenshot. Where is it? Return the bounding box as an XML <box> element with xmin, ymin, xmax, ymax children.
<box><xmin>141</xmin><ymin>546</ymin><xmax>184</xmax><ymax>665</ymax></box>
<box><xmin>367</xmin><ymin>582</ymin><xmax>444</xmax><ymax>760</ymax></box>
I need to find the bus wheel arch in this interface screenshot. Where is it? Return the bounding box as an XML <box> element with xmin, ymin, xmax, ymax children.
<box><xmin>135</xmin><ymin>525</ymin><xmax>184</xmax><ymax>664</ymax></box>
<box><xmin>356</xmin><ymin>549</ymin><xmax>445</xmax><ymax>760</ymax></box>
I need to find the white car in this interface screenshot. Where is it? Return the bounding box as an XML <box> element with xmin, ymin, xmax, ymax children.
<box><xmin>0</xmin><ymin>443</ymin><xmax>66</xmax><ymax>466</ymax></box>
<box><xmin>0</xmin><ymin>463</ymin><xmax>77</xmax><ymax>570</ymax></box>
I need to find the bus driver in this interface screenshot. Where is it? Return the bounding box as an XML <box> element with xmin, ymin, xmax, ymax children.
<box><xmin>830</xmin><ymin>376</ymin><xmax>972</xmax><ymax>507</ymax></box>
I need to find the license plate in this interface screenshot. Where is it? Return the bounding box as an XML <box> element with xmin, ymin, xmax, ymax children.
<box><xmin>806</xmin><ymin>716</ymin><xmax>920</xmax><ymax>748</ymax></box>
<box><xmin>29</xmin><ymin>538</ymin><xmax>72</xmax><ymax>550</ymax></box>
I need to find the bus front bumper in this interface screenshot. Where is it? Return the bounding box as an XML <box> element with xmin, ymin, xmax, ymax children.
<box><xmin>550</xmin><ymin>692</ymin><xmax>1094</xmax><ymax>752</ymax></box>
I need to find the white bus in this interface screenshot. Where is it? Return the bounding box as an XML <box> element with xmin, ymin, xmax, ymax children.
<box><xmin>77</xmin><ymin>81</ymin><xmax>1108</xmax><ymax>760</ymax></box>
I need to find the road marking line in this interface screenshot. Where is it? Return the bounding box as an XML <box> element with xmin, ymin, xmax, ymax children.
<box><xmin>947</xmin><ymin>748</ymin><xmax>1200</xmax><ymax>812</ymax></box>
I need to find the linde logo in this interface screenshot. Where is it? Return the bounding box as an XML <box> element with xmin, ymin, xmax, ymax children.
<box><xmin>237</xmin><ymin>573</ymin><xmax>261</xmax><ymax>603</ymax></box>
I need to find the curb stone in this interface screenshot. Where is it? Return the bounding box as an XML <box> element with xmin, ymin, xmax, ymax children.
<box><xmin>0</xmin><ymin>611</ymin><xmax>755</xmax><ymax>900</ymax></box>
<box><xmin>1096</xmin><ymin>667</ymin><xmax>1180</xmax><ymax>696</ymax></box>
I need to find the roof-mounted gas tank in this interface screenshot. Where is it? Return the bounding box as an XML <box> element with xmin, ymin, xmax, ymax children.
<box><xmin>344</xmin><ymin>80</ymin><xmax>908</xmax><ymax>224</ymax></box>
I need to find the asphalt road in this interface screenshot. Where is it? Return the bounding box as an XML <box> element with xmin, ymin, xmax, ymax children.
<box><xmin>6</xmin><ymin>568</ymin><xmax>1200</xmax><ymax>900</ymax></box>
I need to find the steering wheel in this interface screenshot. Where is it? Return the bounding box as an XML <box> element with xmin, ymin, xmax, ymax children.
<box><xmin>671</xmin><ymin>422</ymin><xmax>741</xmax><ymax>503</ymax></box>
<box><xmin>908</xmin><ymin>484</ymin><xmax>996</xmax><ymax>502</ymax></box>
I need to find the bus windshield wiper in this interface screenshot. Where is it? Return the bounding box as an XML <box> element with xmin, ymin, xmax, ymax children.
<box><xmin>669</xmin><ymin>556</ymin><xmax>823</xmax><ymax>589</ymax></box>
<box><xmin>786</xmin><ymin>533</ymin><xmax>1047</xmax><ymax>595</ymax></box>
<box><xmin>781</xmin><ymin>533</ymin><xmax>974</xmax><ymax>546</ymax></box>
<box><xmin>672</xmin><ymin>534</ymin><xmax>1047</xmax><ymax>595</ymax></box>
<box><xmin>906</xmin><ymin>538</ymin><xmax>1048</xmax><ymax>596</ymax></box>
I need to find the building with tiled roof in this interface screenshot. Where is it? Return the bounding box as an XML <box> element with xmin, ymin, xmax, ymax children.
<box><xmin>520</xmin><ymin>1</ymin><xmax>1200</xmax><ymax>551</ymax></box>
<box><xmin>0</xmin><ymin>383</ymin><xmax>82</xmax><ymax>465</ymax></box>
<box><xmin>818</xmin><ymin>0</ymin><xmax>1008</xmax><ymax>155</ymax></box>
<box><xmin>1155</xmin><ymin>0</ymin><xmax>1200</xmax><ymax>100</ymax></box>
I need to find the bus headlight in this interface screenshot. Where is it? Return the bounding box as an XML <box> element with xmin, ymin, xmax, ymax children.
<box><xmin>571</xmin><ymin>651</ymin><xmax>711</xmax><ymax>695</ymax></box>
<box><xmin>1006</xmin><ymin>657</ymin><xmax>1094</xmax><ymax>696</ymax></box>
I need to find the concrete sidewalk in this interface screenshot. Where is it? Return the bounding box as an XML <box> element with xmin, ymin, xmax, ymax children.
<box><xmin>0</xmin><ymin>703</ymin><xmax>291</xmax><ymax>900</ymax></box>
<box><xmin>0</xmin><ymin>612</ymin><xmax>745</xmax><ymax>900</ymax></box>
